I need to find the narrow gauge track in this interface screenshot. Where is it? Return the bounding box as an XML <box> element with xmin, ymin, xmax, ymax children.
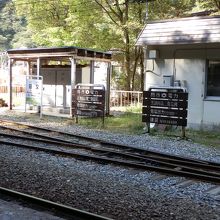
<box><xmin>0</xmin><ymin>119</ymin><xmax>220</xmax><ymax>184</ymax></box>
<box><xmin>0</xmin><ymin>186</ymin><xmax>112</xmax><ymax>220</ymax></box>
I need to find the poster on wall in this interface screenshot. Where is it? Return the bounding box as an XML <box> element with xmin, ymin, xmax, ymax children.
<box><xmin>25</xmin><ymin>75</ymin><xmax>43</xmax><ymax>118</ymax></box>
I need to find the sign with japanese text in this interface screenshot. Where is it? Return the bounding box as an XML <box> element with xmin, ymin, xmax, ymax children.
<box><xmin>26</xmin><ymin>76</ymin><xmax>43</xmax><ymax>106</ymax></box>
<box><xmin>142</xmin><ymin>89</ymin><xmax>188</xmax><ymax>127</ymax></box>
<box><xmin>72</xmin><ymin>85</ymin><xmax>105</xmax><ymax>119</ymax></box>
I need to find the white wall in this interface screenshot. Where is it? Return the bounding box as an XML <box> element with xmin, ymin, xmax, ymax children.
<box><xmin>81</xmin><ymin>66</ymin><xmax>90</xmax><ymax>84</ymax></box>
<box><xmin>145</xmin><ymin>58</ymin><xmax>220</xmax><ymax>128</ymax></box>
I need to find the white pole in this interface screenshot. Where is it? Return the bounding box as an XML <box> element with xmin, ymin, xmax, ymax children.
<box><xmin>70</xmin><ymin>58</ymin><xmax>76</xmax><ymax>118</ymax></box>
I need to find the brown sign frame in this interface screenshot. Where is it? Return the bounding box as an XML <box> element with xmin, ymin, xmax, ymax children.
<box><xmin>72</xmin><ymin>84</ymin><xmax>105</xmax><ymax>125</ymax></box>
<box><xmin>142</xmin><ymin>87</ymin><xmax>188</xmax><ymax>137</ymax></box>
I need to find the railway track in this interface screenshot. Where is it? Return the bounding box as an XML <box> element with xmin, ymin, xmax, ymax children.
<box><xmin>0</xmin><ymin>186</ymin><xmax>112</xmax><ymax>220</ymax></box>
<box><xmin>0</xmin><ymin>119</ymin><xmax>220</xmax><ymax>184</ymax></box>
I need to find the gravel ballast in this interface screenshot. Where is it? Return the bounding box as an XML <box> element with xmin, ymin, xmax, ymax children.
<box><xmin>0</xmin><ymin>110</ymin><xmax>219</xmax><ymax>220</ymax></box>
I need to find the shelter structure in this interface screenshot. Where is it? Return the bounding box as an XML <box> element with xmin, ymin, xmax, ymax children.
<box><xmin>136</xmin><ymin>15</ymin><xmax>220</xmax><ymax>129</ymax></box>
<box><xmin>7</xmin><ymin>46</ymin><xmax>112</xmax><ymax>116</ymax></box>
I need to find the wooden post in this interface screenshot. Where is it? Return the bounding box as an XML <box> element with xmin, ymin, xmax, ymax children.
<box><xmin>182</xmin><ymin>126</ymin><xmax>186</xmax><ymax>138</ymax></box>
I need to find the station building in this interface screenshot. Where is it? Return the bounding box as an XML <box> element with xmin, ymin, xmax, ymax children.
<box><xmin>136</xmin><ymin>16</ymin><xmax>220</xmax><ymax>129</ymax></box>
<box><xmin>6</xmin><ymin>46</ymin><xmax>112</xmax><ymax>116</ymax></box>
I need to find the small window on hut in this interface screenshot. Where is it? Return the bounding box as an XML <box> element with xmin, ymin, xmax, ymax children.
<box><xmin>207</xmin><ymin>61</ymin><xmax>220</xmax><ymax>97</ymax></box>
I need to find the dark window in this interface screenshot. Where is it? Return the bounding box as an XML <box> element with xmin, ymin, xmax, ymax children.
<box><xmin>207</xmin><ymin>61</ymin><xmax>220</xmax><ymax>96</ymax></box>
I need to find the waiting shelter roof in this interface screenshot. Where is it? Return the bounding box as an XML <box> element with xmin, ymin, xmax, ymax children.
<box><xmin>136</xmin><ymin>16</ymin><xmax>220</xmax><ymax>46</ymax></box>
<box><xmin>7</xmin><ymin>46</ymin><xmax>112</xmax><ymax>62</ymax></box>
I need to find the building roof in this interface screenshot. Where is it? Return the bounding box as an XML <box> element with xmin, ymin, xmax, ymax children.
<box><xmin>136</xmin><ymin>16</ymin><xmax>220</xmax><ymax>46</ymax></box>
<box><xmin>7</xmin><ymin>46</ymin><xmax>112</xmax><ymax>62</ymax></box>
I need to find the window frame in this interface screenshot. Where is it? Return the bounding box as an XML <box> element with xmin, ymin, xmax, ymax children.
<box><xmin>205</xmin><ymin>60</ymin><xmax>220</xmax><ymax>101</ymax></box>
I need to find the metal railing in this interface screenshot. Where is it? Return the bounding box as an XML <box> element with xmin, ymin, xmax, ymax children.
<box><xmin>110</xmin><ymin>90</ymin><xmax>143</xmax><ymax>107</ymax></box>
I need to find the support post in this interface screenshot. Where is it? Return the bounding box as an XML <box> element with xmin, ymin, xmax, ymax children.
<box><xmin>27</xmin><ymin>61</ymin><xmax>30</xmax><ymax>76</ymax></box>
<box><xmin>70</xmin><ymin>58</ymin><xmax>76</xmax><ymax>118</ymax></box>
<box><xmin>106</xmin><ymin>62</ymin><xmax>112</xmax><ymax>116</ymax></box>
<box><xmin>37</xmin><ymin>58</ymin><xmax>41</xmax><ymax>76</ymax></box>
<box><xmin>90</xmin><ymin>60</ymin><xmax>95</xmax><ymax>84</ymax></box>
<box><xmin>8</xmin><ymin>58</ymin><xmax>13</xmax><ymax>110</ymax></box>
<box><xmin>182</xmin><ymin>126</ymin><xmax>186</xmax><ymax>138</ymax></box>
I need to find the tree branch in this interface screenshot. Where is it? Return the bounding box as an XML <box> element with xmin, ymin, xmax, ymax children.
<box><xmin>94</xmin><ymin>0</ymin><xmax>120</xmax><ymax>26</ymax></box>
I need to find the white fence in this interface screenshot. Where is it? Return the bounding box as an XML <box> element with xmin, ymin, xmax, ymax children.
<box><xmin>0</xmin><ymin>87</ymin><xmax>143</xmax><ymax>109</ymax></box>
<box><xmin>110</xmin><ymin>90</ymin><xmax>143</xmax><ymax>107</ymax></box>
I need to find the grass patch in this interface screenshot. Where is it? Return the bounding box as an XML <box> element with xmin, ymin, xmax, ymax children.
<box><xmin>76</xmin><ymin>109</ymin><xmax>220</xmax><ymax>149</ymax></box>
<box><xmin>149</xmin><ymin>127</ymin><xmax>220</xmax><ymax>149</ymax></box>
<box><xmin>77</xmin><ymin>112</ymin><xmax>145</xmax><ymax>135</ymax></box>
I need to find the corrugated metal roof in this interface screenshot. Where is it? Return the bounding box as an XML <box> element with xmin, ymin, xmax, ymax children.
<box><xmin>136</xmin><ymin>16</ymin><xmax>220</xmax><ymax>46</ymax></box>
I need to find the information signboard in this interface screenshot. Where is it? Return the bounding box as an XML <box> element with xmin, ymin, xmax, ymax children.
<box><xmin>25</xmin><ymin>75</ymin><xmax>43</xmax><ymax>118</ymax></box>
<box><xmin>142</xmin><ymin>88</ymin><xmax>188</xmax><ymax>136</ymax></box>
<box><xmin>72</xmin><ymin>84</ymin><xmax>105</xmax><ymax>124</ymax></box>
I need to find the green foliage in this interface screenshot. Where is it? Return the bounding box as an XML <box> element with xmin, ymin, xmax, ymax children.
<box><xmin>149</xmin><ymin>0</ymin><xmax>196</xmax><ymax>19</ymax></box>
<box><xmin>0</xmin><ymin>0</ymin><xmax>217</xmax><ymax>89</ymax></box>
<box><xmin>78</xmin><ymin>112</ymin><xmax>144</xmax><ymax>134</ymax></box>
<box><xmin>0</xmin><ymin>0</ymin><xmax>35</xmax><ymax>50</ymax></box>
<box><xmin>194</xmin><ymin>0</ymin><xmax>220</xmax><ymax>14</ymax></box>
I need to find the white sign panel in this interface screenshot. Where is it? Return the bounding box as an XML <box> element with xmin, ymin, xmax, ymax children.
<box><xmin>25</xmin><ymin>75</ymin><xmax>43</xmax><ymax>117</ymax></box>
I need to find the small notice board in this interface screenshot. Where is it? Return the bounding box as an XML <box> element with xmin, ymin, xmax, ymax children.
<box><xmin>142</xmin><ymin>87</ymin><xmax>188</xmax><ymax>137</ymax></box>
<box><xmin>72</xmin><ymin>84</ymin><xmax>105</xmax><ymax>125</ymax></box>
<box><xmin>25</xmin><ymin>75</ymin><xmax>43</xmax><ymax>118</ymax></box>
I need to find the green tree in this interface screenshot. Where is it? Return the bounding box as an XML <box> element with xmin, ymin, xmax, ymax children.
<box><xmin>0</xmin><ymin>0</ymin><xmax>34</xmax><ymax>50</ymax></box>
<box><xmin>13</xmin><ymin>0</ymin><xmax>197</xmax><ymax>90</ymax></box>
<box><xmin>195</xmin><ymin>0</ymin><xmax>220</xmax><ymax>13</ymax></box>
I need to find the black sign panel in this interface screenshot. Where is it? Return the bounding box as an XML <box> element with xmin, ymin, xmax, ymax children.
<box><xmin>142</xmin><ymin>115</ymin><xmax>187</xmax><ymax>126</ymax></box>
<box><xmin>143</xmin><ymin>107</ymin><xmax>188</xmax><ymax>118</ymax></box>
<box><xmin>143</xmin><ymin>91</ymin><xmax>188</xmax><ymax>100</ymax></box>
<box><xmin>143</xmin><ymin>99</ymin><xmax>188</xmax><ymax>109</ymax></box>
<box><xmin>72</xmin><ymin>87</ymin><xmax>105</xmax><ymax>118</ymax></box>
<box><xmin>142</xmin><ymin>89</ymin><xmax>188</xmax><ymax>127</ymax></box>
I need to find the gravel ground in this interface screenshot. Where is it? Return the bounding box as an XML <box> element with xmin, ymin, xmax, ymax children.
<box><xmin>0</xmin><ymin>197</ymin><xmax>65</xmax><ymax>220</ymax></box>
<box><xmin>0</xmin><ymin>109</ymin><xmax>219</xmax><ymax>220</ymax></box>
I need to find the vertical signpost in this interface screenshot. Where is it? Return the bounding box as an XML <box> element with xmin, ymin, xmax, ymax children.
<box><xmin>25</xmin><ymin>75</ymin><xmax>43</xmax><ymax>118</ymax></box>
<box><xmin>142</xmin><ymin>88</ymin><xmax>188</xmax><ymax>137</ymax></box>
<box><xmin>72</xmin><ymin>84</ymin><xmax>105</xmax><ymax>126</ymax></box>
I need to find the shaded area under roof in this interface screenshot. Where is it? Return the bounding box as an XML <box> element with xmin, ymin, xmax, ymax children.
<box><xmin>136</xmin><ymin>16</ymin><xmax>220</xmax><ymax>46</ymax></box>
<box><xmin>7</xmin><ymin>46</ymin><xmax>112</xmax><ymax>62</ymax></box>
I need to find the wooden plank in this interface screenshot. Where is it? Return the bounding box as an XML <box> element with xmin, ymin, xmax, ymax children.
<box><xmin>142</xmin><ymin>115</ymin><xmax>187</xmax><ymax>126</ymax></box>
<box><xmin>143</xmin><ymin>99</ymin><xmax>188</xmax><ymax>109</ymax></box>
<box><xmin>142</xmin><ymin>107</ymin><xmax>188</xmax><ymax>118</ymax></box>
<box><xmin>73</xmin><ymin>89</ymin><xmax>105</xmax><ymax>96</ymax></box>
<box><xmin>73</xmin><ymin>102</ymin><xmax>104</xmax><ymax>110</ymax></box>
<box><xmin>143</xmin><ymin>91</ymin><xmax>188</xmax><ymax>100</ymax></box>
<box><xmin>72</xmin><ymin>109</ymin><xmax>104</xmax><ymax>117</ymax></box>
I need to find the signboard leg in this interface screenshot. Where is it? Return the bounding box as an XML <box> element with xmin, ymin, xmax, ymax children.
<box><xmin>182</xmin><ymin>126</ymin><xmax>186</xmax><ymax>138</ymax></box>
<box><xmin>147</xmin><ymin>122</ymin><xmax>150</xmax><ymax>133</ymax></box>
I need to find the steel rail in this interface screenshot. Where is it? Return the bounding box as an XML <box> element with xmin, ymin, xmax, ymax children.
<box><xmin>0</xmin><ymin>186</ymin><xmax>112</xmax><ymax>220</ymax></box>
<box><xmin>0</xmin><ymin>122</ymin><xmax>220</xmax><ymax>172</ymax></box>
<box><xmin>0</xmin><ymin>120</ymin><xmax>219</xmax><ymax>168</ymax></box>
<box><xmin>0</xmin><ymin>139</ymin><xmax>220</xmax><ymax>183</ymax></box>
<box><xmin>0</xmin><ymin>132</ymin><xmax>220</xmax><ymax>172</ymax></box>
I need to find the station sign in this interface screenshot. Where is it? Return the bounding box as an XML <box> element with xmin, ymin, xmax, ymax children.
<box><xmin>25</xmin><ymin>75</ymin><xmax>43</xmax><ymax>118</ymax></box>
<box><xmin>72</xmin><ymin>85</ymin><xmax>105</xmax><ymax>124</ymax></box>
<box><xmin>142</xmin><ymin>89</ymin><xmax>188</xmax><ymax>127</ymax></box>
